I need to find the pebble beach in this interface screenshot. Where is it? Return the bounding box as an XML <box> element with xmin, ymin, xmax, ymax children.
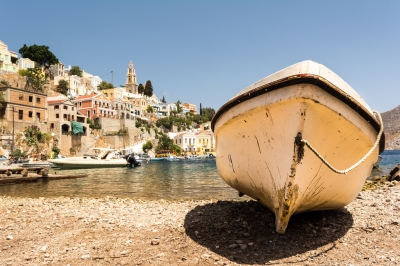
<box><xmin>1</xmin><ymin>183</ymin><xmax>399</xmax><ymax>266</ymax></box>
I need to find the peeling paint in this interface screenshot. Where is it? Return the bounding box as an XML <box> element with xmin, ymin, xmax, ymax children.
<box><xmin>254</xmin><ymin>135</ymin><xmax>261</xmax><ymax>153</ymax></box>
<box><xmin>228</xmin><ymin>154</ymin><xmax>235</xmax><ymax>173</ymax></box>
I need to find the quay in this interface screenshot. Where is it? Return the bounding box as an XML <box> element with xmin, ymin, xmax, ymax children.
<box><xmin>0</xmin><ymin>166</ymin><xmax>87</xmax><ymax>184</ymax></box>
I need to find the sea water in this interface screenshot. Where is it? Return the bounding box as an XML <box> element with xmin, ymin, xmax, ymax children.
<box><xmin>1</xmin><ymin>151</ymin><xmax>399</xmax><ymax>200</ymax></box>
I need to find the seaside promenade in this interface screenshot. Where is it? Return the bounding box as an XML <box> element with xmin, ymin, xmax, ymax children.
<box><xmin>0</xmin><ymin>183</ymin><xmax>399</xmax><ymax>265</ymax></box>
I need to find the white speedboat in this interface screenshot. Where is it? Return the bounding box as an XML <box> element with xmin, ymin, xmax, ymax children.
<box><xmin>49</xmin><ymin>148</ymin><xmax>128</xmax><ymax>169</ymax></box>
<box><xmin>165</xmin><ymin>154</ymin><xmax>178</xmax><ymax>161</ymax></box>
<box><xmin>211</xmin><ymin>61</ymin><xmax>384</xmax><ymax>233</ymax></box>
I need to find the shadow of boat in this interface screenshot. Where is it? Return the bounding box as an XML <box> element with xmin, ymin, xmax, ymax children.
<box><xmin>184</xmin><ymin>200</ymin><xmax>353</xmax><ymax>264</ymax></box>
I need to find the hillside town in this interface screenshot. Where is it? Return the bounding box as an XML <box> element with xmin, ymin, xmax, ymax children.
<box><xmin>0</xmin><ymin>40</ymin><xmax>215</xmax><ymax>160</ymax></box>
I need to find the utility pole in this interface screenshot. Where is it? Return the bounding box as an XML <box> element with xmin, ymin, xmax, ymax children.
<box><xmin>111</xmin><ymin>71</ymin><xmax>114</xmax><ymax>86</ymax></box>
<box><xmin>11</xmin><ymin>106</ymin><xmax>14</xmax><ymax>153</ymax></box>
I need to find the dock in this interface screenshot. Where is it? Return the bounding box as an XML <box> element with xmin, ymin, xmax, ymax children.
<box><xmin>0</xmin><ymin>167</ymin><xmax>88</xmax><ymax>184</ymax></box>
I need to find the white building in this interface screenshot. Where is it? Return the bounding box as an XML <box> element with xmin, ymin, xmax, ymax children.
<box><xmin>0</xmin><ymin>40</ymin><xmax>19</xmax><ymax>73</ymax></box>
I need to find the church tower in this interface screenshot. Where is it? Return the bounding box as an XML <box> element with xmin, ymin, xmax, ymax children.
<box><xmin>126</xmin><ymin>61</ymin><xmax>138</xmax><ymax>94</ymax></box>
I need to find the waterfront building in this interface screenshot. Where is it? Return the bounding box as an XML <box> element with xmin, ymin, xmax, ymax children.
<box><xmin>194</xmin><ymin>130</ymin><xmax>215</xmax><ymax>154</ymax></box>
<box><xmin>0</xmin><ymin>86</ymin><xmax>48</xmax><ymax>132</ymax></box>
<box><xmin>72</xmin><ymin>92</ymin><xmax>116</xmax><ymax>119</ymax></box>
<box><xmin>174</xmin><ymin>131</ymin><xmax>197</xmax><ymax>153</ymax></box>
<box><xmin>47</xmin><ymin>95</ymin><xmax>90</xmax><ymax>156</ymax></box>
<box><xmin>0</xmin><ymin>40</ymin><xmax>19</xmax><ymax>73</ymax></box>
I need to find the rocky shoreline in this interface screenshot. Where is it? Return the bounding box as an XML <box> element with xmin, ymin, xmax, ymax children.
<box><xmin>1</xmin><ymin>183</ymin><xmax>399</xmax><ymax>265</ymax></box>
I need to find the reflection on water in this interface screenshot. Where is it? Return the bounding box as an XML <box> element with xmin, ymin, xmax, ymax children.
<box><xmin>0</xmin><ymin>160</ymin><xmax>240</xmax><ymax>200</ymax></box>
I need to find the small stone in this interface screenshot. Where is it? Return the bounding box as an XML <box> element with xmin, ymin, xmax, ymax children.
<box><xmin>239</xmin><ymin>244</ymin><xmax>247</xmax><ymax>249</ymax></box>
<box><xmin>81</xmin><ymin>254</ymin><xmax>91</xmax><ymax>259</ymax></box>
<box><xmin>151</xmin><ymin>239</ymin><xmax>160</xmax><ymax>245</ymax></box>
<box><xmin>248</xmin><ymin>242</ymin><xmax>254</xmax><ymax>247</ymax></box>
<box><xmin>40</xmin><ymin>246</ymin><xmax>47</xmax><ymax>252</ymax></box>
<box><xmin>235</xmin><ymin>240</ymin><xmax>243</xmax><ymax>244</ymax></box>
<box><xmin>6</xmin><ymin>235</ymin><xmax>13</xmax><ymax>240</ymax></box>
<box><xmin>229</xmin><ymin>244</ymin><xmax>238</xmax><ymax>248</ymax></box>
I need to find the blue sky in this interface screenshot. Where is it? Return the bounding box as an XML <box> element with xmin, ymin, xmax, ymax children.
<box><xmin>2</xmin><ymin>0</ymin><xmax>399</xmax><ymax>113</ymax></box>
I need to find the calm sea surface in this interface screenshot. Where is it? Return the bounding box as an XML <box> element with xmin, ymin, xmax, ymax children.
<box><xmin>1</xmin><ymin>150</ymin><xmax>399</xmax><ymax>200</ymax></box>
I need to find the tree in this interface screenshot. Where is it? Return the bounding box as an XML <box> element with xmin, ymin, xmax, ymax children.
<box><xmin>155</xmin><ymin>134</ymin><xmax>174</xmax><ymax>152</ymax></box>
<box><xmin>19</xmin><ymin>68</ymin><xmax>48</xmax><ymax>91</ymax></box>
<box><xmin>200</xmin><ymin>103</ymin><xmax>203</xmax><ymax>115</ymax></box>
<box><xmin>19</xmin><ymin>44</ymin><xmax>59</xmax><ymax>70</ymax></box>
<box><xmin>161</xmin><ymin>95</ymin><xmax>166</xmax><ymax>103</ymax></box>
<box><xmin>146</xmin><ymin>105</ymin><xmax>154</xmax><ymax>113</ymax></box>
<box><xmin>176</xmin><ymin>100</ymin><xmax>182</xmax><ymax>113</ymax></box>
<box><xmin>138</xmin><ymin>83</ymin><xmax>144</xmax><ymax>94</ymax></box>
<box><xmin>56</xmin><ymin>79</ymin><xmax>69</xmax><ymax>96</ymax></box>
<box><xmin>202</xmin><ymin>107</ymin><xmax>216</xmax><ymax>121</ymax></box>
<box><xmin>0</xmin><ymin>91</ymin><xmax>5</xmax><ymax>108</ymax></box>
<box><xmin>69</xmin><ymin>66</ymin><xmax>83</xmax><ymax>77</ymax></box>
<box><xmin>0</xmin><ymin>80</ymin><xmax>10</xmax><ymax>87</ymax></box>
<box><xmin>142</xmin><ymin>140</ymin><xmax>153</xmax><ymax>153</ymax></box>
<box><xmin>144</xmin><ymin>80</ymin><xmax>153</xmax><ymax>97</ymax></box>
<box><xmin>97</xmin><ymin>81</ymin><xmax>114</xmax><ymax>90</ymax></box>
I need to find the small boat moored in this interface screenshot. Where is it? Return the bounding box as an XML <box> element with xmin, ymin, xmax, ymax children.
<box><xmin>211</xmin><ymin>60</ymin><xmax>385</xmax><ymax>233</ymax></box>
<box><xmin>49</xmin><ymin>148</ymin><xmax>128</xmax><ymax>169</ymax></box>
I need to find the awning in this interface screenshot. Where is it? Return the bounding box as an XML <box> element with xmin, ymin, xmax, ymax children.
<box><xmin>71</xmin><ymin>121</ymin><xmax>84</xmax><ymax>134</ymax></box>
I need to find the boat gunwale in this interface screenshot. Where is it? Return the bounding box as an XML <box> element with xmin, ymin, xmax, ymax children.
<box><xmin>211</xmin><ymin>74</ymin><xmax>383</xmax><ymax>151</ymax></box>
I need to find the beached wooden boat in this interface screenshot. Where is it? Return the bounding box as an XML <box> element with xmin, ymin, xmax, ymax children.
<box><xmin>211</xmin><ymin>61</ymin><xmax>385</xmax><ymax>233</ymax></box>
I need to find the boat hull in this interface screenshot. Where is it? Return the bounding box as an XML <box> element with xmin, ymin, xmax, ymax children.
<box><xmin>49</xmin><ymin>159</ymin><xmax>128</xmax><ymax>169</ymax></box>
<box><xmin>212</xmin><ymin>69</ymin><xmax>382</xmax><ymax>233</ymax></box>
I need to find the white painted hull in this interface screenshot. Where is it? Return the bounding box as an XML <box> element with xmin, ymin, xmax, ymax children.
<box><xmin>49</xmin><ymin>158</ymin><xmax>128</xmax><ymax>169</ymax></box>
<box><xmin>212</xmin><ymin>61</ymin><xmax>384</xmax><ymax>233</ymax></box>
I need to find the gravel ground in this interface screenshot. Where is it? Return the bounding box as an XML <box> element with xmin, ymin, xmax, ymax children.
<box><xmin>0</xmin><ymin>184</ymin><xmax>399</xmax><ymax>266</ymax></box>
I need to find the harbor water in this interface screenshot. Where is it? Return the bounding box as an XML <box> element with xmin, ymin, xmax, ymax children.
<box><xmin>1</xmin><ymin>151</ymin><xmax>399</xmax><ymax>200</ymax></box>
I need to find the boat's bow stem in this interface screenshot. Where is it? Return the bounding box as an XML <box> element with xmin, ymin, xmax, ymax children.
<box><xmin>275</xmin><ymin>111</ymin><xmax>383</xmax><ymax>234</ymax></box>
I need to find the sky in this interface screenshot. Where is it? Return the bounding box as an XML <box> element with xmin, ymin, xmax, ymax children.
<box><xmin>2</xmin><ymin>0</ymin><xmax>399</xmax><ymax>113</ymax></box>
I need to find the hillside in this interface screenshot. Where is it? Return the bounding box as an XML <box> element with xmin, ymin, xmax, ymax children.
<box><xmin>381</xmin><ymin>105</ymin><xmax>400</xmax><ymax>150</ymax></box>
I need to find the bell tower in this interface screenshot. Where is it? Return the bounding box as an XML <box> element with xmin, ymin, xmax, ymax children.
<box><xmin>126</xmin><ymin>61</ymin><xmax>138</xmax><ymax>94</ymax></box>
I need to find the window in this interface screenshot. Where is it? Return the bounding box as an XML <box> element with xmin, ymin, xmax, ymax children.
<box><xmin>54</xmin><ymin>105</ymin><xmax>59</xmax><ymax>110</ymax></box>
<box><xmin>36</xmin><ymin>113</ymin><xmax>41</xmax><ymax>121</ymax></box>
<box><xmin>63</xmin><ymin>114</ymin><xmax>67</xmax><ymax>119</ymax></box>
<box><xmin>18</xmin><ymin>110</ymin><xmax>23</xmax><ymax>120</ymax></box>
<box><xmin>63</xmin><ymin>106</ymin><xmax>68</xmax><ymax>110</ymax></box>
<box><xmin>56</xmin><ymin>114</ymin><xmax>59</xmax><ymax>118</ymax></box>
<box><xmin>72</xmin><ymin>107</ymin><xmax>74</xmax><ymax>111</ymax></box>
<box><xmin>29</xmin><ymin>96</ymin><xmax>33</xmax><ymax>102</ymax></box>
<box><xmin>37</xmin><ymin>97</ymin><xmax>41</xmax><ymax>103</ymax></box>
<box><xmin>28</xmin><ymin>111</ymin><xmax>33</xmax><ymax>118</ymax></box>
<box><xmin>19</xmin><ymin>94</ymin><xmax>23</xmax><ymax>100</ymax></box>
<box><xmin>50</xmin><ymin>123</ymin><xmax>54</xmax><ymax>129</ymax></box>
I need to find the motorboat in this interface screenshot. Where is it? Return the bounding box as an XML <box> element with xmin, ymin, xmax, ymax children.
<box><xmin>211</xmin><ymin>60</ymin><xmax>385</xmax><ymax>233</ymax></box>
<box><xmin>49</xmin><ymin>148</ymin><xmax>128</xmax><ymax>169</ymax></box>
<box><xmin>165</xmin><ymin>154</ymin><xmax>178</xmax><ymax>161</ymax></box>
